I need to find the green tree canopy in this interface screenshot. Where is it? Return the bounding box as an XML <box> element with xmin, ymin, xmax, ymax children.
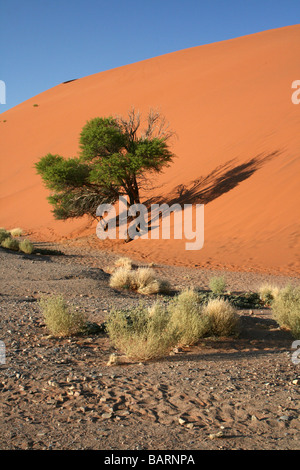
<box><xmin>35</xmin><ymin>108</ymin><xmax>175</xmax><ymax>221</ymax></box>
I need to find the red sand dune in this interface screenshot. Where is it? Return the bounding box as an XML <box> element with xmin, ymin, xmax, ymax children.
<box><xmin>1</xmin><ymin>25</ymin><xmax>300</xmax><ymax>275</ymax></box>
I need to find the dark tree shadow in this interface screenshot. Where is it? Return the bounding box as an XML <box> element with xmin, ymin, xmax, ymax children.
<box><xmin>144</xmin><ymin>151</ymin><xmax>280</xmax><ymax>208</ymax></box>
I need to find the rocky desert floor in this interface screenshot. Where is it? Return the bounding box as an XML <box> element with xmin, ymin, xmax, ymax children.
<box><xmin>1</xmin><ymin>239</ymin><xmax>300</xmax><ymax>451</ymax></box>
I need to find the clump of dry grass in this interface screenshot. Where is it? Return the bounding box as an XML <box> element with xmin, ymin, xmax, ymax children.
<box><xmin>106</xmin><ymin>287</ymin><xmax>244</xmax><ymax>361</ymax></box>
<box><xmin>168</xmin><ymin>289</ymin><xmax>210</xmax><ymax>346</ymax></box>
<box><xmin>114</xmin><ymin>257</ymin><xmax>133</xmax><ymax>270</ymax></box>
<box><xmin>209</xmin><ymin>275</ymin><xmax>227</xmax><ymax>295</ymax></box>
<box><xmin>271</xmin><ymin>285</ymin><xmax>300</xmax><ymax>338</ymax></box>
<box><xmin>1</xmin><ymin>237</ymin><xmax>19</xmax><ymax>251</ymax></box>
<box><xmin>130</xmin><ymin>267</ymin><xmax>170</xmax><ymax>295</ymax></box>
<box><xmin>258</xmin><ymin>284</ymin><xmax>280</xmax><ymax>306</ymax></box>
<box><xmin>109</xmin><ymin>266</ymin><xmax>170</xmax><ymax>295</ymax></box>
<box><xmin>202</xmin><ymin>298</ymin><xmax>240</xmax><ymax>337</ymax></box>
<box><xmin>106</xmin><ymin>302</ymin><xmax>177</xmax><ymax>361</ymax></box>
<box><xmin>19</xmin><ymin>239</ymin><xmax>34</xmax><ymax>254</ymax></box>
<box><xmin>109</xmin><ymin>266</ymin><xmax>133</xmax><ymax>289</ymax></box>
<box><xmin>9</xmin><ymin>227</ymin><xmax>23</xmax><ymax>237</ymax></box>
<box><xmin>38</xmin><ymin>294</ymin><xmax>86</xmax><ymax>337</ymax></box>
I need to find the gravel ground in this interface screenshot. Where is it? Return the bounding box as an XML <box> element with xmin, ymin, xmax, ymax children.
<box><xmin>0</xmin><ymin>241</ymin><xmax>300</xmax><ymax>451</ymax></box>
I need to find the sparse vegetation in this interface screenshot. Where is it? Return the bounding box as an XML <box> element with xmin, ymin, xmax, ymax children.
<box><xmin>106</xmin><ymin>302</ymin><xmax>177</xmax><ymax>361</ymax></box>
<box><xmin>258</xmin><ymin>284</ymin><xmax>280</xmax><ymax>306</ymax></box>
<box><xmin>109</xmin><ymin>266</ymin><xmax>170</xmax><ymax>295</ymax></box>
<box><xmin>0</xmin><ymin>229</ymin><xmax>11</xmax><ymax>244</ymax></box>
<box><xmin>130</xmin><ymin>267</ymin><xmax>170</xmax><ymax>295</ymax></box>
<box><xmin>109</xmin><ymin>266</ymin><xmax>133</xmax><ymax>290</ymax></box>
<box><xmin>106</xmin><ymin>287</ymin><xmax>243</xmax><ymax>360</ymax></box>
<box><xmin>19</xmin><ymin>239</ymin><xmax>34</xmax><ymax>254</ymax></box>
<box><xmin>202</xmin><ymin>298</ymin><xmax>240</xmax><ymax>337</ymax></box>
<box><xmin>168</xmin><ymin>289</ymin><xmax>211</xmax><ymax>346</ymax></box>
<box><xmin>271</xmin><ymin>285</ymin><xmax>300</xmax><ymax>338</ymax></box>
<box><xmin>1</xmin><ymin>237</ymin><xmax>19</xmax><ymax>251</ymax></box>
<box><xmin>114</xmin><ymin>257</ymin><xmax>133</xmax><ymax>270</ymax></box>
<box><xmin>0</xmin><ymin>228</ymin><xmax>36</xmax><ymax>254</ymax></box>
<box><xmin>38</xmin><ymin>294</ymin><xmax>86</xmax><ymax>337</ymax></box>
<box><xmin>209</xmin><ymin>276</ymin><xmax>226</xmax><ymax>295</ymax></box>
<box><xmin>9</xmin><ymin>227</ymin><xmax>23</xmax><ymax>237</ymax></box>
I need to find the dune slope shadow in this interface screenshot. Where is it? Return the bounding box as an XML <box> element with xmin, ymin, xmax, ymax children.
<box><xmin>145</xmin><ymin>151</ymin><xmax>280</xmax><ymax>208</ymax></box>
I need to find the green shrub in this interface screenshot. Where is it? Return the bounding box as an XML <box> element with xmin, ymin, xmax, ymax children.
<box><xmin>0</xmin><ymin>229</ymin><xmax>11</xmax><ymax>243</ymax></box>
<box><xmin>106</xmin><ymin>302</ymin><xmax>177</xmax><ymax>361</ymax></box>
<box><xmin>38</xmin><ymin>294</ymin><xmax>86</xmax><ymax>337</ymax></box>
<box><xmin>272</xmin><ymin>285</ymin><xmax>300</xmax><ymax>338</ymax></box>
<box><xmin>19</xmin><ymin>239</ymin><xmax>34</xmax><ymax>254</ymax></box>
<box><xmin>168</xmin><ymin>289</ymin><xmax>210</xmax><ymax>346</ymax></box>
<box><xmin>202</xmin><ymin>298</ymin><xmax>240</xmax><ymax>337</ymax></box>
<box><xmin>209</xmin><ymin>276</ymin><xmax>226</xmax><ymax>295</ymax></box>
<box><xmin>1</xmin><ymin>237</ymin><xmax>19</xmax><ymax>251</ymax></box>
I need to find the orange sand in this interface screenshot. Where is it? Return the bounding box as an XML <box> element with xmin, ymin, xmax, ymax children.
<box><xmin>0</xmin><ymin>25</ymin><xmax>300</xmax><ymax>275</ymax></box>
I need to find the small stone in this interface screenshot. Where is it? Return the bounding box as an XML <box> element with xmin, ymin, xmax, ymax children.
<box><xmin>48</xmin><ymin>380</ymin><xmax>57</xmax><ymax>387</ymax></box>
<box><xmin>292</xmin><ymin>379</ymin><xmax>299</xmax><ymax>385</ymax></box>
<box><xmin>178</xmin><ymin>418</ymin><xmax>186</xmax><ymax>425</ymax></box>
<box><xmin>209</xmin><ymin>431</ymin><xmax>225</xmax><ymax>439</ymax></box>
<box><xmin>101</xmin><ymin>412</ymin><xmax>113</xmax><ymax>420</ymax></box>
<box><xmin>278</xmin><ymin>415</ymin><xmax>290</xmax><ymax>422</ymax></box>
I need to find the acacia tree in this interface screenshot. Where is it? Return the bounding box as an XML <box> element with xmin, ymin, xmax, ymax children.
<box><xmin>35</xmin><ymin>108</ymin><xmax>175</xmax><ymax>221</ymax></box>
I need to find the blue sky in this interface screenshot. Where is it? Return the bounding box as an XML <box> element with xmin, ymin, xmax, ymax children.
<box><xmin>1</xmin><ymin>0</ymin><xmax>299</xmax><ymax>113</ymax></box>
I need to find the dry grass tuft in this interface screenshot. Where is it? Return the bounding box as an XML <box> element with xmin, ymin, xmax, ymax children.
<box><xmin>202</xmin><ymin>298</ymin><xmax>240</xmax><ymax>337</ymax></box>
<box><xmin>9</xmin><ymin>227</ymin><xmax>23</xmax><ymax>237</ymax></box>
<box><xmin>109</xmin><ymin>266</ymin><xmax>170</xmax><ymax>295</ymax></box>
<box><xmin>168</xmin><ymin>289</ymin><xmax>210</xmax><ymax>346</ymax></box>
<box><xmin>130</xmin><ymin>267</ymin><xmax>170</xmax><ymax>295</ymax></box>
<box><xmin>106</xmin><ymin>302</ymin><xmax>177</xmax><ymax>361</ymax></box>
<box><xmin>114</xmin><ymin>256</ymin><xmax>133</xmax><ymax>270</ymax></box>
<box><xmin>109</xmin><ymin>266</ymin><xmax>133</xmax><ymax>289</ymax></box>
<box><xmin>258</xmin><ymin>284</ymin><xmax>280</xmax><ymax>306</ymax></box>
<box><xmin>272</xmin><ymin>285</ymin><xmax>300</xmax><ymax>338</ymax></box>
<box><xmin>19</xmin><ymin>239</ymin><xmax>34</xmax><ymax>254</ymax></box>
<box><xmin>209</xmin><ymin>276</ymin><xmax>227</xmax><ymax>295</ymax></box>
<box><xmin>38</xmin><ymin>294</ymin><xmax>86</xmax><ymax>337</ymax></box>
<box><xmin>1</xmin><ymin>237</ymin><xmax>19</xmax><ymax>251</ymax></box>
